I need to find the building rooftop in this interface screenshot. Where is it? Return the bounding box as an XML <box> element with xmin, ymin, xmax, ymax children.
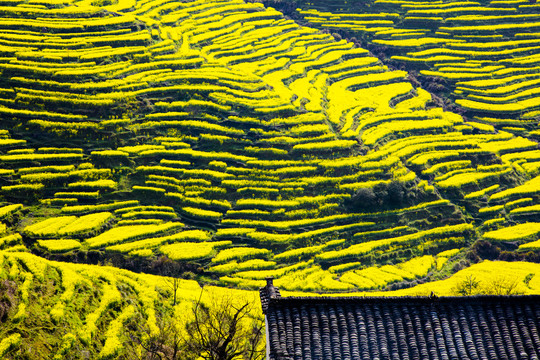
<box><xmin>261</xmin><ymin>280</ymin><xmax>540</xmax><ymax>360</ymax></box>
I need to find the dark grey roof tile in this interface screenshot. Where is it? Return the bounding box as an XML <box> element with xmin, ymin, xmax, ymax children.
<box><xmin>310</xmin><ymin>306</ymin><xmax>322</xmax><ymax>359</ymax></box>
<box><xmin>337</xmin><ymin>306</ymin><xmax>351</xmax><ymax>360</ymax></box>
<box><xmin>524</xmin><ymin>305</ymin><xmax>540</xmax><ymax>359</ymax></box>
<box><xmin>264</xmin><ymin>296</ymin><xmax>540</xmax><ymax>360</ymax></box>
<box><xmin>475</xmin><ymin>305</ymin><xmax>496</xmax><ymax>359</ymax></box>
<box><xmin>300</xmin><ymin>306</ymin><xmax>312</xmax><ymax>360</ymax></box>
<box><xmin>320</xmin><ymin>307</ymin><xmax>333</xmax><ymax>358</ymax></box>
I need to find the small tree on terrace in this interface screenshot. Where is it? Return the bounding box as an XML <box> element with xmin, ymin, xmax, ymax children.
<box><xmin>452</xmin><ymin>274</ymin><xmax>524</xmax><ymax>296</ymax></box>
<box><xmin>454</xmin><ymin>274</ymin><xmax>481</xmax><ymax>296</ymax></box>
<box><xmin>484</xmin><ymin>277</ymin><xmax>521</xmax><ymax>295</ymax></box>
<box><xmin>165</xmin><ymin>277</ymin><xmax>181</xmax><ymax>306</ymax></box>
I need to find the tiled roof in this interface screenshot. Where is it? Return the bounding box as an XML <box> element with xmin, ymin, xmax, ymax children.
<box><xmin>264</xmin><ymin>295</ymin><xmax>540</xmax><ymax>360</ymax></box>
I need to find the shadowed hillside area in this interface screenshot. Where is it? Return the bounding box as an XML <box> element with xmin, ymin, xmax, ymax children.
<box><xmin>0</xmin><ymin>0</ymin><xmax>540</xmax><ymax>357</ymax></box>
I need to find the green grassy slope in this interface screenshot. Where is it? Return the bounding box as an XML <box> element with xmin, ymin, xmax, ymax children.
<box><xmin>0</xmin><ymin>0</ymin><xmax>538</xmax><ymax>298</ymax></box>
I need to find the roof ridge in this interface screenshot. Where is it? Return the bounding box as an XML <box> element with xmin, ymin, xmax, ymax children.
<box><xmin>268</xmin><ymin>294</ymin><xmax>540</xmax><ymax>305</ymax></box>
<box><xmin>259</xmin><ymin>277</ymin><xmax>281</xmax><ymax>314</ymax></box>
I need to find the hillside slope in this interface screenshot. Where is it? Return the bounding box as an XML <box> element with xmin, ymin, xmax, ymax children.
<box><xmin>0</xmin><ymin>0</ymin><xmax>538</xmax><ymax>296</ymax></box>
<box><xmin>0</xmin><ymin>250</ymin><xmax>261</xmax><ymax>359</ymax></box>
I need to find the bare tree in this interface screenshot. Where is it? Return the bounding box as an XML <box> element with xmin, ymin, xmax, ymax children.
<box><xmin>123</xmin><ymin>313</ymin><xmax>187</xmax><ymax>360</ymax></box>
<box><xmin>185</xmin><ymin>292</ymin><xmax>265</xmax><ymax>360</ymax></box>
<box><xmin>123</xmin><ymin>291</ymin><xmax>264</xmax><ymax>360</ymax></box>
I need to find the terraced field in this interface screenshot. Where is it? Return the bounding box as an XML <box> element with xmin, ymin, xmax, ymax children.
<box><xmin>0</xmin><ymin>0</ymin><xmax>539</xmax><ymax>304</ymax></box>
<box><xmin>295</xmin><ymin>0</ymin><xmax>540</xmax><ymax>121</ymax></box>
<box><xmin>0</xmin><ymin>250</ymin><xmax>260</xmax><ymax>358</ymax></box>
